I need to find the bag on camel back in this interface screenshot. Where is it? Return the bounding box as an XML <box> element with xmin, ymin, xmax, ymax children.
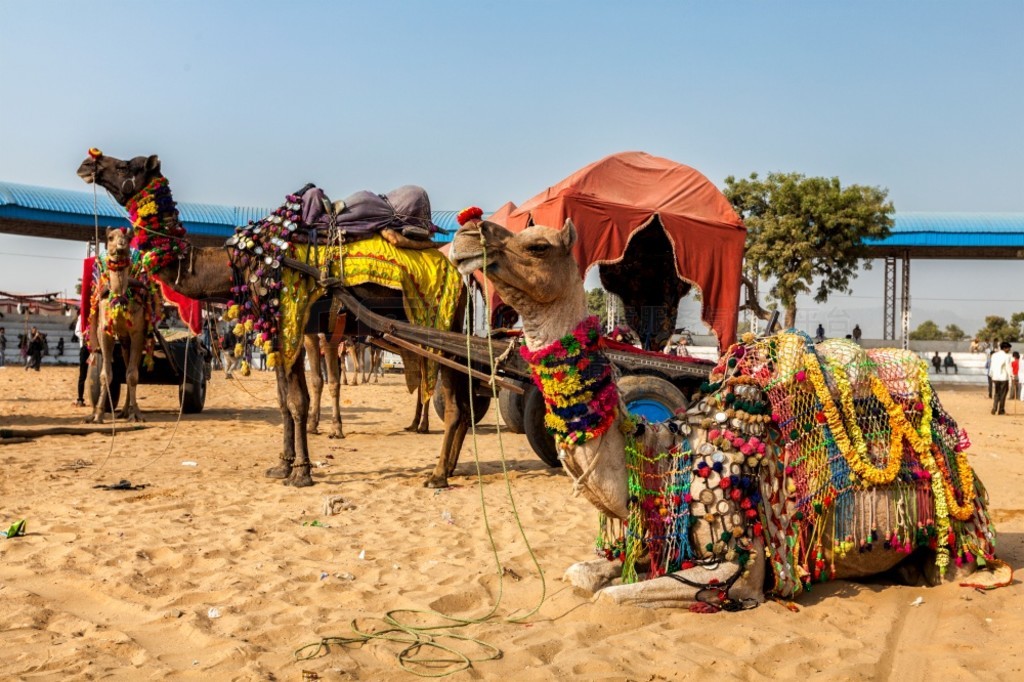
<box><xmin>297</xmin><ymin>184</ymin><xmax>438</xmax><ymax>242</ymax></box>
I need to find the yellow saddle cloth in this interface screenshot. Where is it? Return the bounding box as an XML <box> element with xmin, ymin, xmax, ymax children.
<box><xmin>278</xmin><ymin>235</ymin><xmax>463</xmax><ymax>395</ymax></box>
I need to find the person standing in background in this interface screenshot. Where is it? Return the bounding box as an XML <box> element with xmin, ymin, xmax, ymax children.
<box><xmin>988</xmin><ymin>342</ymin><xmax>1013</xmax><ymax>415</ymax></box>
<box><xmin>1011</xmin><ymin>351</ymin><xmax>1021</xmax><ymax>403</ymax></box>
<box><xmin>74</xmin><ymin>312</ymin><xmax>89</xmax><ymax>406</ymax></box>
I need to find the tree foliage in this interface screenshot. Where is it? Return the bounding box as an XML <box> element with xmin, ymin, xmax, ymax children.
<box><xmin>944</xmin><ymin>324</ymin><xmax>966</xmax><ymax>342</ymax></box>
<box><xmin>976</xmin><ymin>313</ymin><xmax>1024</xmax><ymax>343</ymax></box>
<box><xmin>586</xmin><ymin>288</ymin><xmax>607</xmax><ymax>319</ymax></box>
<box><xmin>909</xmin><ymin>320</ymin><xmax>945</xmax><ymax>341</ymax></box>
<box><xmin>725</xmin><ymin>172</ymin><xmax>894</xmax><ymax>328</ymax></box>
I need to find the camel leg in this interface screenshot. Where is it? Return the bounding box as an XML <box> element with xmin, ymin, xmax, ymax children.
<box><xmin>371</xmin><ymin>347</ymin><xmax>381</xmax><ymax>383</ymax></box>
<box><xmin>405</xmin><ymin>392</ymin><xmax>424</xmax><ymax>432</ymax></box>
<box><xmin>339</xmin><ymin>341</ymin><xmax>350</xmax><ymax>386</ymax></box>
<box><xmin>324</xmin><ymin>338</ymin><xmax>344</xmax><ymax>439</ymax></box>
<box><xmin>284</xmin><ymin>360</ymin><xmax>314</xmax><ymax>487</ymax></box>
<box><xmin>347</xmin><ymin>342</ymin><xmax>360</xmax><ymax>386</ymax></box>
<box><xmin>567</xmin><ymin>542</ymin><xmax>767</xmax><ymax>609</ymax></box>
<box><xmin>87</xmin><ymin>330</ymin><xmax>116</xmax><ymax>424</ymax></box>
<box><xmin>303</xmin><ymin>335</ymin><xmax>323</xmax><ymax>435</ymax></box>
<box><xmin>417</xmin><ymin>385</ymin><xmax>431</xmax><ymax>434</ymax></box>
<box><xmin>424</xmin><ymin>367</ymin><xmax>471</xmax><ymax>488</ymax></box>
<box><xmin>116</xmin><ymin>332</ymin><xmax>145</xmax><ymax>423</ymax></box>
<box><xmin>266</xmin><ymin>363</ymin><xmax>295</xmax><ymax>479</ymax></box>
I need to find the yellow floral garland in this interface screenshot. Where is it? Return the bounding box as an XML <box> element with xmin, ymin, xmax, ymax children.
<box><xmin>818</xmin><ymin>357</ymin><xmax>903</xmax><ymax>486</ymax></box>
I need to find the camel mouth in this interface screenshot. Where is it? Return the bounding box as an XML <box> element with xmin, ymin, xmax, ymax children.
<box><xmin>454</xmin><ymin>255</ymin><xmax>485</xmax><ymax>276</ymax></box>
<box><xmin>77</xmin><ymin>168</ymin><xmax>96</xmax><ymax>183</ymax></box>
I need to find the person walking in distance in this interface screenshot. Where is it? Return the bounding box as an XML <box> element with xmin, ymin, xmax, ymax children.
<box><xmin>852</xmin><ymin>324</ymin><xmax>862</xmax><ymax>344</ymax></box>
<box><xmin>988</xmin><ymin>341</ymin><xmax>1013</xmax><ymax>415</ymax></box>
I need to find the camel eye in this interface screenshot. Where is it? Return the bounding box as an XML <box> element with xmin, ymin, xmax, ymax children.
<box><xmin>525</xmin><ymin>243</ymin><xmax>551</xmax><ymax>256</ymax></box>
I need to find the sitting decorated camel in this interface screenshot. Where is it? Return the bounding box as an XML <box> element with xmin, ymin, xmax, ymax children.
<box><xmin>450</xmin><ymin>214</ymin><xmax>1000</xmax><ymax>609</ymax></box>
<box><xmin>78</xmin><ymin>150</ymin><xmax>472</xmax><ymax>488</ymax></box>
<box><xmin>86</xmin><ymin>225</ymin><xmax>163</xmax><ymax>423</ymax></box>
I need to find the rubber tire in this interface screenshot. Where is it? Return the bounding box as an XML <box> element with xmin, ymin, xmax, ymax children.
<box><xmin>497</xmin><ymin>387</ymin><xmax>526</xmax><ymax>434</ymax></box>
<box><xmin>88</xmin><ymin>362</ymin><xmax>121</xmax><ymax>414</ymax></box>
<box><xmin>432</xmin><ymin>385</ymin><xmax>492</xmax><ymax>424</ymax></box>
<box><xmin>523</xmin><ymin>384</ymin><xmax>561</xmax><ymax>468</ymax></box>
<box><xmin>617</xmin><ymin>374</ymin><xmax>688</xmax><ymax>422</ymax></box>
<box><xmin>179</xmin><ymin>379</ymin><xmax>206</xmax><ymax>414</ymax></box>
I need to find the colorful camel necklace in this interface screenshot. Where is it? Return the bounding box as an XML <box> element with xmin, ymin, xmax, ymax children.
<box><xmin>519</xmin><ymin>316</ymin><xmax>619</xmax><ymax>446</ymax></box>
<box><xmin>126</xmin><ymin>176</ymin><xmax>189</xmax><ymax>271</ymax></box>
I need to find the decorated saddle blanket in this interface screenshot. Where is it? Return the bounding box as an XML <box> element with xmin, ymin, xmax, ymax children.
<box><xmin>225</xmin><ymin>190</ymin><xmax>462</xmax><ymax>394</ymax></box>
<box><xmin>582</xmin><ymin>331</ymin><xmax>996</xmax><ymax>600</ymax></box>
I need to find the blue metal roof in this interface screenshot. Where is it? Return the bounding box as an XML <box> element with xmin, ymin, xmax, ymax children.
<box><xmin>866</xmin><ymin>212</ymin><xmax>1024</xmax><ymax>248</ymax></box>
<box><xmin>5</xmin><ymin>180</ymin><xmax>1022</xmax><ymax>249</ymax></box>
<box><xmin>0</xmin><ymin>180</ymin><xmax>460</xmax><ymax>243</ymax></box>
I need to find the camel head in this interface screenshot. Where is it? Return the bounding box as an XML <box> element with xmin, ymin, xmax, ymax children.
<box><xmin>106</xmin><ymin>227</ymin><xmax>132</xmax><ymax>260</ymax></box>
<box><xmin>77</xmin><ymin>149</ymin><xmax>162</xmax><ymax>205</ymax></box>
<box><xmin>451</xmin><ymin>218</ymin><xmax>588</xmax><ymax>346</ymax></box>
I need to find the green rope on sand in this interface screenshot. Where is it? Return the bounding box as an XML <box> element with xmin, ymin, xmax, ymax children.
<box><xmin>294</xmin><ymin>242</ymin><xmax>548</xmax><ymax>676</ymax></box>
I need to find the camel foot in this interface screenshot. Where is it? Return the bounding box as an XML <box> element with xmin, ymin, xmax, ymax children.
<box><xmin>416</xmin><ymin>425</ymin><xmax>430</xmax><ymax>434</ymax></box>
<box><xmin>285</xmin><ymin>466</ymin><xmax>314</xmax><ymax>487</ymax></box>
<box><xmin>84</xmin><ymin>414</ymin><xmax>104</xmax><ymax>425</ymax></box>
<box><xmin>404</xmin><ymin>424</ymin><xmax>418</xmax><ymax>432</ymax></box>
<box><xmin>328</xmin><ymin>428</ymin><xmax>345</xmax><ymax>439</ymax></box>
<box><xmin>265</xmin><ymin>462</ymin><xmax>292</xmax><ymax>479</ymax></box>
<box><xmin>423</xmin><ymin>473</ymin><xmax>449</xmax><ymax>489</ymax></box>
<box><xmin>116</xmin><ymin>411</ymin><xmax>144</xmax><ymax>423</ymax></box>
<box><xmin>564</xmin><ymin>559</ymin><xmax>622</xmax><ymax>593</ymax></box>
<box><xmin>307</xmin><ymin>424</ymin><xmax>320</xmax><ymax>435</ymax></box>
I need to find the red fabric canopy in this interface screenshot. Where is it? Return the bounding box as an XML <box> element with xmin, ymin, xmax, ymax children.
<box><xmin>488</xmin><ymin>152</ymin><xmax>746</xmax><ymax>349</ymax></box>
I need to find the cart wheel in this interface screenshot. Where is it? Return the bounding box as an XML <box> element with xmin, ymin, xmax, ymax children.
<box><xmin>498</xmin><ymin>387</ymin><xmax>526</xmax><ymax>434</ymax></box>
<box><xmin>179</xmin><ymin>378</ymin><xmax>206</xmax><ymax>414</ymax></box>
<box><xmin>618</xmin><ymin>374</ymin><xmax>688</xmax><ymax>423</ymax></box>
<box><xmin>88</xmin><ymin>361</ymin><xmax>121</xmax><ymax>414</ymax></box>
<box><xmin>523</xmin><ymin>384</ymin><xmax>560</xmax><ymax>468</ymax></box>
<box><xmin>432</xmin><ymin>386</ymin><xmax>491</xmax><ymax>424</ymax></box>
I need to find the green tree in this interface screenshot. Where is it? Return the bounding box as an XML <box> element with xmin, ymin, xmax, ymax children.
<box><xmin>725</xmin><ymin>172</ymin><xmax>894</xmax><ymax>328</ymax></box>
<box><xmin>909</xmin><ymin>320</ymin><xmax>945</xmax><ymax>341</ymax></box>
<box><xmin>944</xmin><ymin>324</ymin><xmax>966</xmax><ymax>342</ymax></box>
<box><xmin>586</xmin><ymin>288</ymin><xmax>607</xmax><ymax>319</ymax></box>
<box><xmin>976</xmin><ymin>313</ymin><xmax>1024</xmax><ymax>343</ymax></box>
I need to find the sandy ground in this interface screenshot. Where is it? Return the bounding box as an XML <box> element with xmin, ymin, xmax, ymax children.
<box><xmin>0</xmin><ymin>366</ymin><xmax>1022</xmax><ymax>681</ymax></box>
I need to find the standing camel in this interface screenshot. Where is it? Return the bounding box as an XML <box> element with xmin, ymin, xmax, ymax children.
<box><xmin>86</xmin><ymin>227</ymin><xmax>160</xmax><ymax>423</ymax></box>
<box><xmin>78</xmin><ymin>150</ymin><xmax>471</xmax><ymax>487</ymax></box>
<box><xmin>450</xmin><ymin>215</ymin><xmax>997</xmax><ymax>608</ymax></box>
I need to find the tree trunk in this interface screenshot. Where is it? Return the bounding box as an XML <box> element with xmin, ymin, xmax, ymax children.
<box><xmin>784</xmin><ymin>306</ymin><xmax>798</xmax><ymax>330</ymax></box>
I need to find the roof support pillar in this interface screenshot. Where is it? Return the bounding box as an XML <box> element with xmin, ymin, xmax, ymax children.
<box><xmin>900</xmin><ymin>251</ymin><xmax>911</xmax><ymax>349</ymax></box>
<box><xmin>883</xmin><ymin>256</ymin><xmax>897</xmax><ymax>340</ymax></box>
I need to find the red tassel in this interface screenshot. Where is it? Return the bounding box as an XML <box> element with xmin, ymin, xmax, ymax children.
<box><xmin>456</xmin><ymin>206</ymin><xmax>484</xmax><ymax>226</ymax></box>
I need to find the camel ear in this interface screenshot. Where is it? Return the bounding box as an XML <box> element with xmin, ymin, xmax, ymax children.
<box><xmin>560</xmin><ymin>219</ymin><xmax>577</xmax><ymax>252</ymax></box>
<box><xmin>145</xmin><ymin>155</ymin><xmax>161</xmax><ymax>174</ymax></box>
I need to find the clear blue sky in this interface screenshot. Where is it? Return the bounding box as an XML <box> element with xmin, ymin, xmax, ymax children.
<box><xmin>1</xmin><ymin>1</ymin><xmax>1022</xmax><ymax>337</ymax></box>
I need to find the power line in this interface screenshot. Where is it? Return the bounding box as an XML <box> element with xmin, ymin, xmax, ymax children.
<box><xmin>0</xmin><ymin>251</ymin><xmax>83</xmax><ymax>262</ymax></box>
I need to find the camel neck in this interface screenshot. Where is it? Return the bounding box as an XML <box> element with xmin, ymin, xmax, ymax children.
<box><xmin>125</xmin><ymin>176</ymin><xmax>190</xmax><ymax>271</ymax></box>
<box><xmin>519</xmin><ymin>287</ymin><xmax>590</xmax><ymax>351</ymax></box>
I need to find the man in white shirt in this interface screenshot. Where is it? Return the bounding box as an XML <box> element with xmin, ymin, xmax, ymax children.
<box><xmin>988</xmin><ymin>341</ymin><xmax>1013</xmax><ymax>415</ymax></box>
